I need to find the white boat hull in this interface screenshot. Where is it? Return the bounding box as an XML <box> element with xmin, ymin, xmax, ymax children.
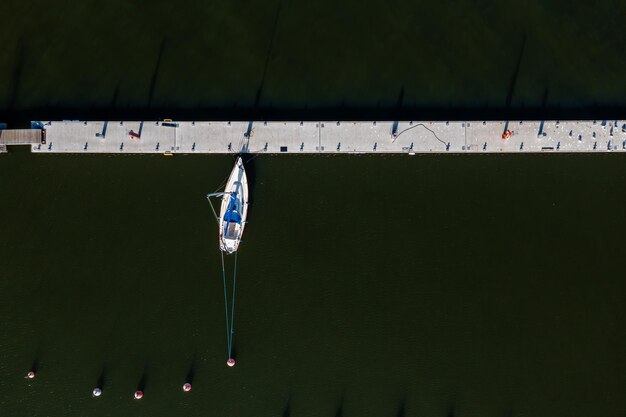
<box><xmin>218</xmin><ymin>157</ymin><xmax>248</xmax><ymax>254</ymax></box>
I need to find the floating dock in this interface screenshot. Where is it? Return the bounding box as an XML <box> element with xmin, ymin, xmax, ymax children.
<box><xmin>0</xmin><ymin>126</ymin><xmax>42</xmax><ymax>153</ymax></box>
<box><xmin>5</xmin><ymin>120</ymin><xmax>626</xmax><ymax>154</ymax></box>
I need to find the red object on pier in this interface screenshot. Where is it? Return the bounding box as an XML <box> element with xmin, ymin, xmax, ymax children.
<box><xmin>502</xmin><ymin>129</ymin><xmax>512</xmax><ymax>139</ymax></box>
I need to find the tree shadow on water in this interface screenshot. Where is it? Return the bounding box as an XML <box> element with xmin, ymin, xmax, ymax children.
<box><xmin>7</xmin><ymin>102</ymin><xmax>626</xmax><ymax>128</ymax></box>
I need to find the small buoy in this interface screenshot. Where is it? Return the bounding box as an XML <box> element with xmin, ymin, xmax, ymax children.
<box><xmin>92</xmin><ymin>387</ymin><xmax>102</xmax><ymax>397</ymax></box>
<box><xmin>134</xmin><ymin>390</ymin><xmax>143</xmax><ymax>400</ymax></box>
<box><xmin>26</xmin><ymin>371</ymin><xmax>36</xmax><ymax>379</ymax></box>
<box><xmin>226</xmin><ymin>358</ymin><xmax>236</xmax><ymax>367</ymax></box>
<box><xmin>183</xmin><ymin>383</ymin><xmax>191</xmax><ymax>392</ymax></box>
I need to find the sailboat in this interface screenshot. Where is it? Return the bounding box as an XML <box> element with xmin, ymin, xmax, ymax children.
<box><xmin>206</xmin><ymin>156</ymin><xmax>249</xmax><ymax>367</ymax></box>
<box><xmin>208</xmin><ymin>157</ymin><xmax>249</xmax><ymax>254</ymax></box>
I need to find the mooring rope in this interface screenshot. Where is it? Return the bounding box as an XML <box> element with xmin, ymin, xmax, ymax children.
<box><xmin>218</xmin><ymin>250</ymin><xmax>239</xmax><ymax>358</ymax></box>
<box><xmin>392</xmin><ymin>123</ymin><xmax>447</xmax><ymax>146</ymax></box>
<box><xmin>228</xmin><ymin>251</ymin><xmax>238</xmax><ymax>357</ymax></box>
<box><xmin>220</xmin><ymin>250</ymin><xmax>231</xmax><ymax>355</ymax></box>
<box><xmin>208</xmin><ymin>193</ymin><xmax>239</xmax><ymax>359</ymax></box>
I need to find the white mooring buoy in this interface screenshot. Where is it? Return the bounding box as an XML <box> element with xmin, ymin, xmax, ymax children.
<box><xmin>183</xmin><ymin>383</ymin><xmax>192</xmax><ymax>392</ymax></box>
<box><xmin>226</xmin><ymin>358</ymin><xmax>236</xmax><ymax>367</ymax></box>
<box><xmin>92</xmin><ymin>387</ymin><xmax>102</xmax><ymax>397</ymax></box>
<box><xmin>26</xmin><ymin>371</ymin><xmax>36</xmax><ymax>379</ymax></box>
<box><xmin>134</xmin><ymin>390</ymin><xmax>143</xmax><ymax>400</ymax></box>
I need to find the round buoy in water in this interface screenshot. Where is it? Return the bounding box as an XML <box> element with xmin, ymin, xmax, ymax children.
<box><xmin>26</xmin><ymin>371</ymin><xmax>36</xmax><ymax>379</ymax></box>
<box><xmin>134</xmin><ymin>390</ymin><xmax>143</xmax><ymax>400</ymax></box>
<box><xmin>92</xmin><ymin>387</ymin><xmax>102</xmax><ymax>397</ymax></box>
<box><xmin>226</xmin><ymin>358</ymin><xmax>236</xmax><ymax>367</ymax></box>
<box><xmin>183</xmin><ymin>383</ymin><xmax>191</xmax><ymax>392</ymax></box>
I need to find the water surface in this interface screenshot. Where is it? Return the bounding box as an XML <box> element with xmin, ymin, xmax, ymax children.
<box><xmin>1</xmin><ymin>0</ymin><xmax>625</xmax><ymax>121</ymax></box>
<box><xmin>0</xmin><ymin>149</ymin><xmax>625</xmax><ymax>416</ymax></box>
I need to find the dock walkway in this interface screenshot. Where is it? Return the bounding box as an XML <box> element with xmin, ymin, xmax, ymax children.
<box><xmin>25</xmin><ymin>120</ymin><xmax>626</xmax><ymax>154</ymax></box>
<box><xmin>0</xmin><ymin>128</ymin><xmax>42</xmax><ymax>153</ymax></box>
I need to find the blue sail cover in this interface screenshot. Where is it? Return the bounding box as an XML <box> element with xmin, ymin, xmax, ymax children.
<box><xmin>224</xmin><ymin>210</ymin><xmax>241</xmax><ymax>223</ymax></box>
<box><xmin>224</xmin><ymin>194</ymin><xmax>242</xmax><ymax>224</ymax></box>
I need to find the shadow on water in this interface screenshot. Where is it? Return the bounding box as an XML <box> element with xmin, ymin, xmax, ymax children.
<box><xmin>185</xmin><ymin>358</ymin><xmax>196</xmax><ymax>384</ymax></box>
<box><xmin>7</xmin><ymin>38</ymin><xmax>24</xmax><ymax>114</ymax></box>
<box><xmin>110</xmin><ymin>85</ymin><xmax>120</xmax><ymax>112</ymax></box>
<box><xmin>5</xmin><ymin>103</ymin><xmax>626</xmax><ymax>128</ymax></box>
<box><xmin>147</xmin><ymin>38</ymin><xmax>167</xmax><ymax>108</ymax></box>
<box><xmin>254</xmin><ymin>0</ymin><xmax>283</xmax><ymax>109</ymax></box>
<box><xmin>504</xmin><ymin>34</ymin><xmax>526</xmax><ymax>109</ymax></box>
<box><xmin>396</xmin><ymin>87</ymin><xmax>405</xmax><ymax>109</ymax></box>
<box><xmin>396</xmin><ymin>397</ymin><xmax>406</xmax><ymax>417</ymax></box>
<box><xmin>1</xmin><ymin>29</ymin><xmax>624</xmax><ymax>126</ymax></box>
<box><xmin>334</xmin><ymin>389</ymin><xmax>346</xmax><ymax>417</ymax></box>
<box><xmin>137</xmin><ymin>366</ymin><xmax>148</xmax><ymax>391</ymax></box>
<box><xmin>29</xmin><ymin>358</ymin><xmax>39</xmax><ymax>374</ymax></box>
<box><xmin>26</xmin><ymin>344</ymin><xmax>42</xmax><ymax>375</ymax></box>
<box><xmin>281</xmin><ymin>395</ymin><xmax>291</xmax><ymax>417</ymax></box>
<box><xmin>242</xmin><ymin>154</ymin><xmax>257</xmax><ymax>205</ymax></box>
<box><xmin>542</xmin><ymin>87</ymin><xmax>550</xmax><ymax>109</ymax></box>
<box><xmin>96</xmin><ymin>367</ymin><xmax>107</xmax><ymax>388</ymax></box>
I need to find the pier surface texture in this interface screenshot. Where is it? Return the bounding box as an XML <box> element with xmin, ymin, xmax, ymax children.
<box><xmin>25</xmin><ymin>120</ymin><xmax>626</xmax><ymax>154</ymax></box>
<box><xmin>0</xmin><ymin>128</ymin><xmax>42</xmax><ymax>153</ymax></box>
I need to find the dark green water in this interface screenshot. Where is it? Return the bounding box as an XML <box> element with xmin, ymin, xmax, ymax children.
<box><xmin>1</xmin><ymin>0</ymin><xmax>626</xmax><ymax>121</ymax></box>
<box><xmin>1</xmin><ymin>149</ymin><xmax>625</xmax><ymax>416</ymax></box>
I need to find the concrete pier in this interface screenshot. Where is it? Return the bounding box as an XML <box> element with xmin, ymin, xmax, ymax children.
<box><xmin>24</xmin><ymin>120</ymin><xmax>626</xmax><ymax>154</ymax></box>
